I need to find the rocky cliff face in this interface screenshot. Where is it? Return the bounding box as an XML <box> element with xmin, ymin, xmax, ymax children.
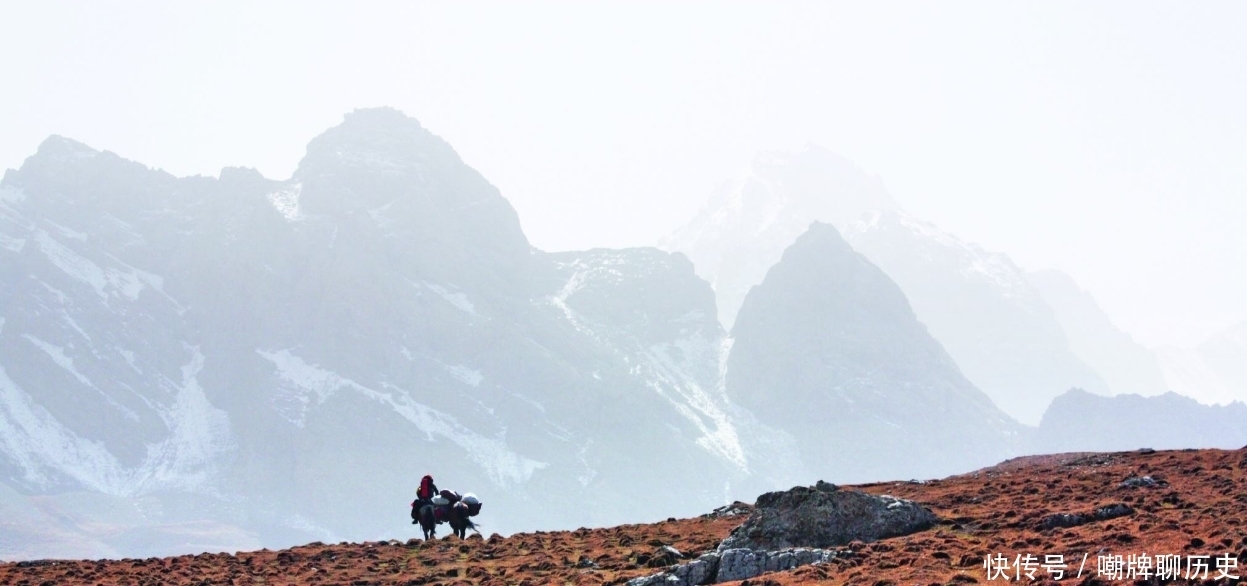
<box><xmin>725</xmin><ymin>222</ymin><xmax>1022</xmax><ymax>483</ymax></box>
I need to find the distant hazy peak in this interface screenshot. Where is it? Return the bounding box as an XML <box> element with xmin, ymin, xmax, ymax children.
<box><xmin>846</xmin><ymin>210</ymin><xmax>1042</xmax><ymax>309</ymax></box>
<box><xmin>1202</xmin><ymin>321</ymin><xmax>1247</xmax><ymax>350</ymax></box>
<box><xmin>1025</xmin><ymin>268</ymin><xmax>1116</xmax><ymax>328</ymax></box>
<box><xmin>660</xmin><ymin>144</ymin><xmax>897</xmax><ymax>253</ymax></box>
<box><xmin>848</xmin><ymin>209</ymin><xmax>994</xmax><ymax>259</ymax></box>
<box><xmin>1027</xmin><ymin>268</ymin><xmax>1170</xmax><ymax>398</ymax></box>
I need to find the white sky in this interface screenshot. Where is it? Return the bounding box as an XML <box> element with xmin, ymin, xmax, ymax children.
<box><xmin>3</xmin><ymin>1</ymin><xmax>1245</xmax><ymax>348</ymax></box>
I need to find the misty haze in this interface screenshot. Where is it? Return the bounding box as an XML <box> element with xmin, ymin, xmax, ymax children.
<box><xmin>2</xmin><ymin>2</ymin><xmax>1246</xmax><ymax>578</ymax></box>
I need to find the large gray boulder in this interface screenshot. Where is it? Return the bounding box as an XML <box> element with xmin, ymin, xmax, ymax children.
<box><xmin>718</xmin><ymin>482</ymin><xmax>937</xmax><ymax>551</ymax></box>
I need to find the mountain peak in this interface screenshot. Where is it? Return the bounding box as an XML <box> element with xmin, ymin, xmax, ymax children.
<box><xmin>293</xmin><ymin>107</ymin><xmax>449</xmax><ymax>180</ymax></box>
<box><xmin>727</xmin><ymin>220</ymin><xmax>1019</xmax><ymax>482</ymax></box>
<box><xmin>788</xmin><ymin>220</ymin><xmax>849</xmax><ymax>249</ymax></box>
<box><xmin>24</xmin><ymin>135</ymin><xmax>102</xmax><ymax>168</ymax></box>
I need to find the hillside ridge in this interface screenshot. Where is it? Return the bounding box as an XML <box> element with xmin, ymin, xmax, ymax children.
<box><xmin>3</xmin><ymin>447</ymin><xmax>1244</xmax><ymax>585</ymax></box>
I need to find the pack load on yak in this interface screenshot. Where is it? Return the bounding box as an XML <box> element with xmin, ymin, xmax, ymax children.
<box><xmin>462</xmin><ymin>493</ymin><xmax>482</xmax><ymax>516</ymax></box>
<box><xmin>409</xmin><ymin>478</ymin><xmax>484</xmax><ymax>540</ymax></box>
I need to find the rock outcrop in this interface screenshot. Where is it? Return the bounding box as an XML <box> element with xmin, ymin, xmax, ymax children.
<box><xmin>627</xmin><ymin>547</ymin><xmax>838</xmax><ymax>586</ymax></box>
<box><xmin>628</xmin><ymin>482</ymin><xmax>936</xmax><ymax>585</ymax></box>
<box><xmin>718</xmin><ymin>482</ymin><xmax>937</xmax><ymax>551</ymax></box>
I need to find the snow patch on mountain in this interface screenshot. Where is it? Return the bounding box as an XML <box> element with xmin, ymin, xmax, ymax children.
<box><xmin>0</xmin><ymin>366</ymin><xmax>125</xmax><ymax>492</ymax></box>
<box><xmin>34</xmin><ymin>278</ymin><xmax>68</xmax><ymax>304</ymax></box>
<box><xmin>550</xmin><ymin>267</ymin><xmax>591</xmax><ymax>335</ymax></box>
<box><xmin>35</xmin><ymin>231</ymin><xmax>108</xmax><ymax>299</ymax></box>
<box><xmin>259</xmin><ymin>349</ymin><xmax>345</xmax><ymax>425</ymax></box>
<box><xmin>0</xmin><ymin>234</ymin><xmax>24</xmax><ymax>253</ymax></box>
<box><xmin>258</xmin><ymin>349</ymin><xmax>543</xmax><ymax>486</ymax></box>
<box><xmin>444</xmin><ymin>364</ymin><xmax>483</xmax><ymax>387</ymax></box>
<box><xmin>412</xmin><ymin>280</ymin><xmax>476</xmax><ymax>315</ymax></box>
<box><xmin>266</xmin><ymin>183</ymin><xmax>303</xmax><ymax>221</ymax></box>
<box><xmin>0</xmin><ymin>343</ymin><xmax>232</xmax><ymax>497</ymax></box>
<box><xmin>643</xmin><ymin>334</ymin><xmax>747</xmax><ymax>471</ymax></box>
<box><xmin>46</xmin><ymin>220</ymin><xmax>88</xmax><ymax>242</ymax></box>
<box><xmin>60</xmin><ymin>310</ymin><xmax>93</xmax><ymax>344</ymax></box>
<box><xmin>548</xmin><ymin>255</ymin><xmax>635</xmax><ymax>342</ymax></box>
<box><xmin>106</xmin><ymin>268</ymin><xmax>144</xmax><ymax>300</ymax></box>
<box><xmin>139</xmin><ymin>346</ymin><xmax>233</xmax><ymax>493</ymax></box>
<box><xmin>32</xmin><ymin>231</ymin><xmax>164</xmax><ymax>303</ymax></box>
<box><xmin>119</xmin><ymin>348</ymin><xmax>141</xmax><ymax>374</ymax></box>
<box><xmin>22</xmin><ymin>334</ymin><xmax>97</xmax><ymax>390</ymax></box>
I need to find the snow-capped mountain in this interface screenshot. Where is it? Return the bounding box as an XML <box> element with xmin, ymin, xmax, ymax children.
<box><xmin>725</xmin><ymin>222</ymin><xmax>1022</xmax><ymax>483</ymax></box>
<box><xmin>1</xmin><ymin>109</ymin><xmax>790</xmax><ymax>559</ymax></box>
<box><xmin>663</xmin><ymin>150</ymin><xmax>1111</xmax><ymax>425</ymax></box>
<box><xmin>3</xmin><ymin>110</ymin><xmax>1236</xmax><ymax>562</ymax></box>
<box><xmin>658</xmin><ymin>146</ymin><xmax>899</xmax><ymax>330</ymax></box>
<box><xmin>1028</xmin><ymin>269</ymin><xmax>1169</xmax><ymax>396</ymax></box>
<box><xmin>843</xmin><ymin>211</ymin><xmax>1109</xmax><ymax>424</ymax></box>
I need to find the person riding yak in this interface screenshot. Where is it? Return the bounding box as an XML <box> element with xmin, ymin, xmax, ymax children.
<box><xmin>409</xmin><ymin>475</ymin><xmax>483</xmax><ymax>540</ymax></box>
<box><xmin>413</xmin><ymin>475</ymin><xmax>438</xmax><ymax>514</ymax></box>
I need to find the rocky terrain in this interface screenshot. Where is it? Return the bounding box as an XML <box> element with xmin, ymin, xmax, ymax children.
<box><xmin>3</xmin><ymin>447</ymin><xmax>1244</xmax><ymax>585</ymax></box>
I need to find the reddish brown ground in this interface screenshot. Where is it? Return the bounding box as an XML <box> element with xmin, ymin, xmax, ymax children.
<box><xmin>2</xmin><ymin>448</ymin><xmax>1245</xmax><ymax>585</ymax></box>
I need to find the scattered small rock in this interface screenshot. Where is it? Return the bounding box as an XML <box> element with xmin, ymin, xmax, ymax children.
<box><xmin>705</xmin><ymin>502</ymin><xmax>753</xmax><ymax>519</ymax></box>
<box><xmin>647</xmin><ymin>545</ymin><xmax>683</xmax><ymax>568</ymax></box>
<box><xmin>813</xmin><ymin>480</ymin><xmax>838</xmax><ymax>493</ymax></box>
<box><xmin>1039</xmin><ymin>503</ymin><xmax>1134</xmax><ymax>530</ymax></box>
<box><xmin>1119</xmin><ymin>476</ymin><xmax>1166</xmax><ymax>489</ymax></box>
<box><xmin>575</xmin><ymin>555</ymin><xmax>599</xmax><ymax>569</ymax></box>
